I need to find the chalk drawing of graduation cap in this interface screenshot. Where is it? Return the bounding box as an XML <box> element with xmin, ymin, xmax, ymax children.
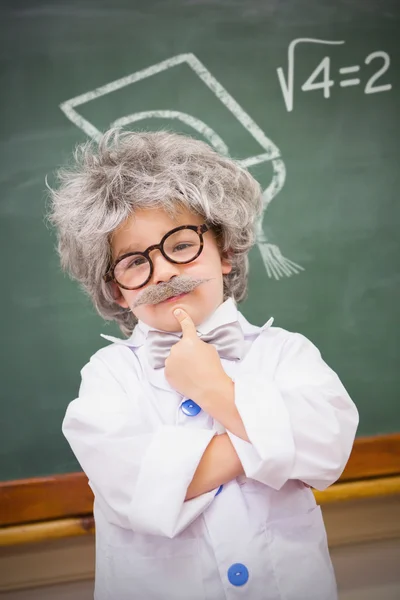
<box><xmin>60</xmin><ymin>53</ymin><xmax>304</xmax><ymax>280</ymax></box>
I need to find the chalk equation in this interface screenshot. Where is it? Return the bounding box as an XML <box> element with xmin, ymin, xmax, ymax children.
<box><xmin>277</xmin><ymin>38</ymin><xmax>392</xmax><ymax>112</ymax></box>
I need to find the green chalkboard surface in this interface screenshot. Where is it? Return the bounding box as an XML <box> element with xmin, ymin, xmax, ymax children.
<box><xmin>0</xmin><ymin>0</ymin><xmax>399</xmax><ymax>482</ymax></box>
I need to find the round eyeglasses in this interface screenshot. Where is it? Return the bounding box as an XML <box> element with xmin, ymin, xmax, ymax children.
<box><xmin>104</xmin><ymin>224</ymin><xmax>209</xmax><ymax>290</ymax></box>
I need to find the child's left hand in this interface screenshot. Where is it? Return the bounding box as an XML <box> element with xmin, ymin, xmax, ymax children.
<box><xmin>164</xmin><ymin>308</ymin><xmax>231</xmax><ymax>402</ymax></box>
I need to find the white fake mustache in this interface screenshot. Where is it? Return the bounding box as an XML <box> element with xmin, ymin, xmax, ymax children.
<box><xmin>132</xmin><ymin>275</ymin><xmax>212</xmax><ymax>308</ymax></box>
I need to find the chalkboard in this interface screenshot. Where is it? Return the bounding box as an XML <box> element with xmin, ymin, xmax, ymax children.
<box><xmin>1</xmin><ymin>0</ymin><xmax>399</xmax><ymax>482</ymax></box>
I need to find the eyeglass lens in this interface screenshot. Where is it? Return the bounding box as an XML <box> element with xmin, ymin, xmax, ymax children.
<box><xmin>113</xmin><ymin>227</ymin><xmax>202</xmax><ymax>289</ymax></box>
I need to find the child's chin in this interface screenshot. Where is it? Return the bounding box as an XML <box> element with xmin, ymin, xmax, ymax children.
<box><xmin>156</xmin><ymin>303</ymin><xmax>195</xmax><ymax>330</ymax></box>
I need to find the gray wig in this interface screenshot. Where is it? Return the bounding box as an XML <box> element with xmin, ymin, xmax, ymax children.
<box><xmin>48</xmin><ymin>129</ymin><xmax>263</xmax><ymax>336</ymax></box>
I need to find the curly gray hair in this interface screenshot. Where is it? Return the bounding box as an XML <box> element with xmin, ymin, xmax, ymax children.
<box><xmin>48</xmin><ymin>129</ymin><xmax>262</xmax><ymax>336</ymax></box>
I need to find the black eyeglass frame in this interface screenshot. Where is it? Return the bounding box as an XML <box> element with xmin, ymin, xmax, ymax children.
<box><xmin>103</xmin><ymin>223</ymin><xmax>209</xmax><ymax>290</ymax></box>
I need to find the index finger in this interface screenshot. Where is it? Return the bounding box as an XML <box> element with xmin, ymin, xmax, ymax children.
<box><xmin>173</xmin><ymin>309</ymin><xmax>198</xmax><ymax>338</ymax></box>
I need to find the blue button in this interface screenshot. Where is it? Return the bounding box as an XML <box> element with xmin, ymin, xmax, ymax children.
<box><xmin>227</xmin><ymin>563</ymin><xmax>249</xmax><ymax>587</ymax></box>
<box><xmin>215</xmin><ymin>485</ymin><xmax>223</xmax><ymax>496</ymax></box>
<box><xmin>181</xmin><ymin>399</ymin><xmax>201</xmax><ymax>417</ymax></box>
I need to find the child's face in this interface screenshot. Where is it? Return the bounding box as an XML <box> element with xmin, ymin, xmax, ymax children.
<box><xmin>110</xmin><ymin>207</ymin><xmax>232</xmax><ymax>332</ymax></box>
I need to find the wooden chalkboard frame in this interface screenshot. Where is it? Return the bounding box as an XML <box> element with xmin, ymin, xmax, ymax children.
<box><xmin>1</xmin><ymin>433</ymin><xmax>399</xmax><ymax>533</ymax></box>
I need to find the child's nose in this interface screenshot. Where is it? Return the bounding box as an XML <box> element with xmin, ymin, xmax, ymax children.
<box><xmin>152</xmin><ymin>251</ymin><xmax>181</xmax><ymax>284</ymax></box>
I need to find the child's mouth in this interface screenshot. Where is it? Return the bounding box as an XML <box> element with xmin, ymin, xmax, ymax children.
<box><xmin>162</xmin><ymin>293</ymin><xmax>188</xmax><ymax>304</ymax></box>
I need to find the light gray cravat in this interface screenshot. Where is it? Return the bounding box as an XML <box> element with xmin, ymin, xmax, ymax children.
<box><xmin>145</xmin><ymin>321</ymin><xmax>245</xmax><ymax>369</ymax></box>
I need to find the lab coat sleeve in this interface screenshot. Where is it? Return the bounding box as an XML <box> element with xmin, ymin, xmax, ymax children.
<box><xmin>227</xmin><ymin>332</ymin><xmax>359</xmax><ymax>491</ymax></box>
<box><xmin>62</xmin><ymin>353</ymin><xmax>217</xmax><ymax>538</ymax></box>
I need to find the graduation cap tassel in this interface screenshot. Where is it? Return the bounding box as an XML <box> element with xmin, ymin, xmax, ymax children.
<box><xmin>257</xmin><ymin>241</ymin><xmax>305</xmax><ymax>280</ymax></box>
<box><xmin>256</xmin><ymin>220</ymin><xmax>304</xmax><ymax>280</ymax></box>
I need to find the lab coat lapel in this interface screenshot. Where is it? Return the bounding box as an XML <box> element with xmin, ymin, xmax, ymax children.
<box><xmin>141</xmin><ymin>349</ymin><xmax>176</xmax><ymax>394</ymax></box>
<box><xmin>101</xmin><ymin>330</ymin><xmax>175</xmax><ymax>393</ymax></box>
<box><xmin>235</xmin><ymin>316</ymin><xmax>275</xmax><ymax>377</ymax></box>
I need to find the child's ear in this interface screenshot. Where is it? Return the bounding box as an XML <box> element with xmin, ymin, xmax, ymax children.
<box><xmin>221</xmin><ymin>250</ymin><xmax>233</xmax><ymax>275</ymax></box>
<box><xmin>109</xmin><ymin>281</ymin><xmax>130</xmax><ymax>309</ymax></box>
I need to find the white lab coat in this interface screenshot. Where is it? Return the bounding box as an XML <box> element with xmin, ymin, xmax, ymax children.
<box><xmin>63</xmin><ymin>299</ymin><xmax>359</xmax><ymax>600</ymax></box>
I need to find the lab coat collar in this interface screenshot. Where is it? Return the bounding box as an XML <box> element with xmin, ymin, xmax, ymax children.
<box><xmin>100</xmin><ymin>298</ymin><xmax>274</xmax><ymax>393</ymax></box>
<box><xmin>100</xmin><ymin>297</ymin><xmax>274</xmax><ymax>348</ymax></box>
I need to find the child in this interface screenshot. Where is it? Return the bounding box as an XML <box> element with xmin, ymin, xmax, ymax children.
<box><xmin>50</xmin><ymin>129</ymin><xmax>359</xmax><ymax>600</ymax></box>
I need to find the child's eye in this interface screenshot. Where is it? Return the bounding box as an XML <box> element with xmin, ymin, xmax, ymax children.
<box><xmin>126</xmin><ymin>256</ymin><xmax>147</xmax><ymax>269</ymax></box>
<box><xmin>173</xmin><ymin>243</ymin><xmax>194</xmax><ymax>253</ymax></box>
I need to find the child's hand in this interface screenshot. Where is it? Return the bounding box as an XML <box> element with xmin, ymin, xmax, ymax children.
<box><xmin>164</xmin><ymin>308</ymin><xmax>231</xmax><ymax>402</ymax></box>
